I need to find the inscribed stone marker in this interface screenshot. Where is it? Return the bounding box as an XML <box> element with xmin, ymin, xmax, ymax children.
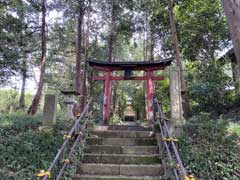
<box><xmin>43</xmin><ymin>94</ymin><xmax>57</xmax><ymax>126</ymax></box>
<box><xmin>169</xmin><ymin>66</ymin><xmax>185</xmax><ymax>135</ymax></box>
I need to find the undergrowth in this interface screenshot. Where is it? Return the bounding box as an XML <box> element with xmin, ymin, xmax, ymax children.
<box><xmin>1</xmin><ymin>112</ymin><xmax>240</xmax><ymax>180</ymax></box>
<box><xmin>179</xmin><ymin>114</ymin><xmax>240</xmax><ymax>180</ymax></box>
<box><xmin>0</xmin><ymin>112</ymin><xmax>84</xmax><ymax>180</ymax></box>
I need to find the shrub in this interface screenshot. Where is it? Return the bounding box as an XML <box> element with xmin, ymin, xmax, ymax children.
<box><xmin>0</xmin><ymin>112</ymin><xmax>83</xmax><ymax>180</ymax></box>
<box><xmin>179</xmin><ymin>114</ymin><xmax>240</xmax><ymax>180</ymax></box>
<box><xmin>0</xmin><ymin>90</ymin><xmax>33</xmax><ymax>113</ymax></box>
<box><xmin>186</xmin><ymin>60</ymin><xmax>234</xmax><ymax>114</ymax></box>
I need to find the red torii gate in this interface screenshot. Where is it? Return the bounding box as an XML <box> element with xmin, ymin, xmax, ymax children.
<box><xmin>88</xmin><ymin>59</ymin><xmax>172</xmax><ymax>125</ymax></box>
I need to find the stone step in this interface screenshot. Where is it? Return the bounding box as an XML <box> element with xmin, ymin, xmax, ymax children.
<box><xmin>86</xmin><ymin>138</ymin><xmax>156</xmax><ymax>146</ymax></box>
<box><xmin>90</xmin><ymin>130</ymin><xmax>154</xmax><ymax>138</ymax></box>
<box><xmin>78</xmin><ymin>164</ymin><xmax>163</xmax><ymax>176</ymax></box>
<box><xmin>94</xmin><ymin>125</ymin><xmax>152</xmax><ymax>131</ymax></box>
<box><xmin>73</xmin><ymin>175</ymin><xmax>163</xmax><ymax>180</ymax></box>
<box><xmin>85</xmin><ymin>145</ymin><xmax>159</xmax><ymax>155</ymax></box>
<box><xmin>82</xmin><ymin>154</ymin><xmax>161</xmax><ymax>164</ymax></box>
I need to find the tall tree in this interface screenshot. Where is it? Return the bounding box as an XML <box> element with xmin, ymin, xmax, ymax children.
<box><xmin>18</xmin><ymin>0</ymin><xmax>27</xmax><ymax>109</ymax></box>
<box><xmin>223</xmin><ymin>0</ymin><xmax>240</xmax><ymax>94</ymax></box>
<box><xmin>168</xmin><ymin>0</ymin><xmax>190</xmax><ymax>117</ymax></box>
<box><xmin>0</xmin><ymin>1</ymin><xmax>25</xmax><ymax>83</ymax></box>
<box><xmin>75</xmin><ymin>1</ymin><xmax>86</xmax><ymax>94</ymax></box>
<box><xmin>80</xmin><ymin>5</ymin><xmax>91</xmax><ymax>112</ymax></box>
<box><xmin>108</xmin><ymin>0</ymin><xmax>117</xmax><ymax>62</ymax></box>
<box><xmin>19</xmin><ymin>60</ymin><xmax>27</xmax><ymax>109</ymax></box>
<box><xmin>175</xmin><ymin>0</ymin><xmax>229</xmax><ymax>61</ymax></box>
<box><xmin>28</xmin><ymin>0</ymin><xmax>47</xmax><ymax>115</ymax></box>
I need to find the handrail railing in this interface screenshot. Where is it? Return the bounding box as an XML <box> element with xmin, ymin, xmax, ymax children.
<box><xmin>38</xmin><ymin>98</ymin><xmax>92</xmax><ymax>180</ymax></box>
<box><xmin>154</xmin><ymin>98</ymin><xmax>195</xmax><ymax>180</ymax></box>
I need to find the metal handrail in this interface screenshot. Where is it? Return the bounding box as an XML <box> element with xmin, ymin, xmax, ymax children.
<box><xmin>154</xmin><ymin>98</ymin><xmax>193</xmax><ymax>180</ymax></box>
<box><xmin>40</xmin><ymin>98</ymin><xmax>92</xmax><ymax>180</ymax></box>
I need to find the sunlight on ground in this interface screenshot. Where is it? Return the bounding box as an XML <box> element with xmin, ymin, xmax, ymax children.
<box><xmin>228</xmin><ymin>122</ymin><xmax>240</xmax><ymax>135</ymax></box>
<box><xmin>0</xmin><ymin>118</ymin><xmax>13</xmax><ymax>127</ymax></box>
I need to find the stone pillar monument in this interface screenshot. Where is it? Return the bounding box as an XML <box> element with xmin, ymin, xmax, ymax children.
<box><xmin>61</xmin><ymin>90</ymin><xmax>80</xmax><ymax>120</ymax></box>
<box><xmin>43</xmin><ymin>94</ymin><xmax>57</xmax><ymax>127</ymax></box>
<box><xmin>64</xmin><ymin>94</ymin><xmax>76</xmax><ymax>119</ymax></box>
<box><xmin>169</xmin><ymin>66</ymin><xmax>184</xmax><ymax>135</ymax></box>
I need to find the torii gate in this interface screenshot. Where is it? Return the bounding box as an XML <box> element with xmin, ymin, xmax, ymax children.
<box><xmin>88</xmin><ymin>59</ymin><xmax>172</xmax><ymax>125</ymax></box>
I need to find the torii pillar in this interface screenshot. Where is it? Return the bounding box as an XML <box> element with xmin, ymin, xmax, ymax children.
<box><xmin>103</xmin><ymin>71</ymin><xmax>112</xmax><ymax>124</ymax></box>
<box><xmin>146</xmin><ymin>70</ymin><xmax>154</xmax><ymax>126</ymax></box>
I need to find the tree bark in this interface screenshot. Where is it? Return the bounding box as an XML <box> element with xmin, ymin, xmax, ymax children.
<box><xmin>19</xmin><ymin>61</ymin><xmax>27</xmax><ymax>109</ymax></box>
<box><xmin>149</xmin><ymin>28</ymin><xmax>155</xmax><ymax>61</ymax></box>
<box><xmin>167</xmin><ymin>0</ymin><xmax>191</xmax><ymax>118</ymax></box>
<box><xmin>112</xmin><ymin>81</ymin><xmax>118</xmax><ymax>113</ymax></box>
<box><xmin>80</xmin><ymin>9</ymin><xmax>91</xmax><ymax>112</ymax></box>
<box><xmin>28</xmin><ymin>0</ymin><xmax>46</xmax><ymax>115</ymax></box>
<box><xmin>18</xmin><ymin>0</ymin><xmax>27</xmax><ymax>110</ymax></box>
<box><xmin>108</xmin><ymin>0</ymin><xmax>116</xmax><ymax>62</ymax></box>
<box><xmin>143</xmin><ymin>10</ymin><xmax>148</xmax><ymax>61</ymax></box>
<box><xmin>75</xmin><ymin>7</ymin><xmax>85</xmax><ymax>94</ymax></box>
<box><xmin>223</xmin><ymin>0</ymin><xmax>240</xmax><ymax>94</ymax></box>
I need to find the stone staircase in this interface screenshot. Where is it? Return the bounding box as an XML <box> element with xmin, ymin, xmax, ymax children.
<box><xmin>73</xmin><ymin>125</ymin><xmax>163</xmax><ymax>180</ymax></box>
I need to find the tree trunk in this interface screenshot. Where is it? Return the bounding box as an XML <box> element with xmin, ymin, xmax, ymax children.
<box><xmin>143</xmin><ymin>10</ymin><xmax>148</xmax><ymax>61</ymax></box>
<box><xmin>108</xmin><ymin>33</ymin><xmax>114</xmax><ymax>62</ymax></box>
<box><xmin>108</xmin><ymin>0</ymin><xmax>116</xmax><ymax>62</ymax></box>
<box><xmin>80</xmin><ymin>9</ymin><xmax>90</xmax><ymax>112</ymax></box>
<box><xmin>112</xmin><ymin>81</ymin><xmax>118</xmax><ymax>113</ymax></box>
<box><xmin>28</xmin><ymin>0</ymin><xmax>46</xmax><ymax>115</ymax></box>
<box><xmin>149</xmin><ymin>28</ymin><xmax>155</xmax><ymax>61</ymax></box>
<box><xmin>167</xmin><ymin>0</ymin><xmax>191</xmax><ymax>118</ymax></box>
<box><xmin>75</xmin><ymin>8</ymin><xmax>85</xmax><ymax>94</ymax></box>
<box><xmin>18</xmin><ymin>1</ymin><xmax>27</xmax><ymax>110</ymax></box>
<box><xmin>88</xmin><ymin>35</ymin><xmax>98</xmax><ymax>110</ymax></box>
<box><xmin>223</xmin><ymin>0</ymin><xmax>240</xmax><ymax>94</ymax></box>
<box><xmin>19</xmin><ymin>61</ymin><xmax>27</xmax><ymax>109</ymax></box>
<box><xmin>230</xmin><ymin>56</ymin><xmax>238</xmax><ymax>83</ymax></box>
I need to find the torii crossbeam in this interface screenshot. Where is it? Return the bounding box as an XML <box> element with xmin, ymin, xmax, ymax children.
<box><xmin>88</xmin><ymin>59</ymin><xmax>172</xmax><ymax>125</ymax></box>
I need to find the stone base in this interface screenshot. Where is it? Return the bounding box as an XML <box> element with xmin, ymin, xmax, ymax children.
<box><xmin>167</xmin><ymin>119</ymin><xmax>185</xmax><ymax>137</ymax></box>
<box><xmin>87</xmin><ymin>121</ymin><xmax>95</xmax><ymax>131</ymax></box>
<box><xmin>38</xmin><ymin>126</ymin><xmax>53</xmax><ymax>133</ymax></box>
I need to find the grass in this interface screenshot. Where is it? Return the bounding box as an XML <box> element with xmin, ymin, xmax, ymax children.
<box><xmin>0</xmin><ymin>111</ymin><xmax>83</xmax><ymax>180</ymax></box>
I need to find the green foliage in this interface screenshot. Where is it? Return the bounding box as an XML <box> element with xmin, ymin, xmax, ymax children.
<box><xmin>0</xmin><ymin>112</ymin><xmax>41</xmax><ymax>130</ymax></box>
<box><xmin>175</xmin><ymin>0</ymin><xmax>230</xmax><ymax>60</ymax></box>
<box><xmin>155</xmin><ymin>71</ymin><xmax>171</xmax><ymax>113</ymax></box>
<box><xmin>179</xmin><ymin>114</ymin><xmax>240</xmax><ymax>180</ymax></box>
<box><xmin>186</xmin><ymin>60</ymin><xmax>234</xmax><ymax>113</ymax></box>
<box><xmin>131</xmin><ymin>84</ymin><xmax>145</xmax><ymax>121</ymax></box>
<box><xmin>61</xmin><ymin>144</ymin><xmax>85</xmax><ymax>180</ymax></box>
<box><xmin>0</xmin><ymin>0</ymin><xmax>40</xmax><ymax>83</ymax></box>
<box><xmin>0</xmin><ymin>6</ymin><xmax>21</xmax><ymax>81</ymax></box>
<box><xmin>0</xmin><ymin>112</ymin><xmax>83</xmax><ymax>180</ymax></box>
<box><xmin>228</xmin><ymin>122</ymin><xmax>240</xmax><ymax>135</ymax></box>
<box><xmin>0</xmin><ymin>90</ymin><xmax>32</xmax><ymax>113</ymax></box>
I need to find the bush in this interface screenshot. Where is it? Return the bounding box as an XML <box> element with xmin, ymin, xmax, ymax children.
<box><xmin>0</xmin><ymin>90</ymin><xmax>33</xmax><ymax>113</ymax></box>
<box><xmin>179</xmin><ymin>114</ymin><xmax>240</xmax><ymax>180</ymax></box>
<box><xmin>186</xmin><ymin>60</ymin><xmax>234</xmax><ymax>114</ymax></box>
<box><xmin>0</xmin><ymin>112</ymin><xmax>83</xmax><ymax>180</ymax></box>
